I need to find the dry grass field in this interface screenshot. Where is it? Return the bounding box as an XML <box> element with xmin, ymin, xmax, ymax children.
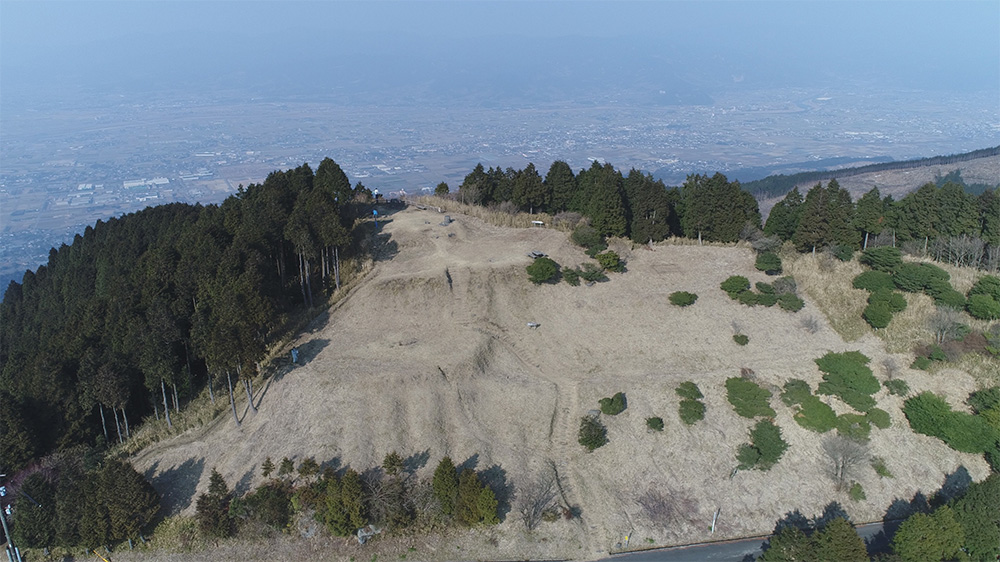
<box><xmin>126</xmin><ymin>206</ymin><xmax>993</xmax><ymax>561</ymax></box>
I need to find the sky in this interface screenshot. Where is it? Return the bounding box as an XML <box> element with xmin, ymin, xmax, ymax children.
<box><xmin>2</xmin><ymin>0</ymin><xmax>998</xmax><ymax>106</ymax></box>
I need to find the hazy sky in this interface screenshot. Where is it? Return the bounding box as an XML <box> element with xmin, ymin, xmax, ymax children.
<box><xmin>2</xmin><ymin>0</ymin><xmax>998</xmax><ymax>106</ymax></box>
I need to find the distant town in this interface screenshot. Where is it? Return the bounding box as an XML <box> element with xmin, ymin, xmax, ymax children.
<box><xmin>1</xmin><ymin>85</ymin><xmax>997</xmax><ymax>289</ymax></box>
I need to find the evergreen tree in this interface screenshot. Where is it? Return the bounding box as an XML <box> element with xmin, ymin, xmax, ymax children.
<box><xmin>432</xmin><ymin>456</ymin><xmax>459</xmax><ymax>516</ymax></box>
<box><xmin>812</xmin><ymin>517</ymin><xmax>867</xmax><ymax>561</ymax></box>
<box><xmin>895</xmin><ymin>182</ymin><xmax>939</xmax><ymax>241</ymax></box>
<box><xmin>582</xmin><ymin>163</ymin><xmax>628</xmax><ymax>237</ymax></box>
<box><xmin>978</xmin><ymin>188</ymin><xmax>1000</xmax><ymax>246</ymax></box>
<box><xmin>10</xmin><ymin>473</ymin><xmax>56</xmax><ymax>548</ymax></box>
<box><xmin>763</xmin><ymin>187</ymin><xmax>803</xmax><ymax>241</ymax></box>
<box><xmin>623</xmin><ymin>169</ymin><xmax>678</xmax><ymax>243</ymax></box>
<box><xmin>951</xmin><ymin>473</ymin><xmax>1000</xmax><ymax>561</ymax></box>
<box><xmin>195</xmin><ymin>469</ymin><xmax>233</xmax><ymax>539</ymax></box>
<box><xmin>892</xmin><ymin>506</ymin><xmax>964</xmax><ymax>562</ymax></box>
<box><xmin>936</xmin><ymin>181</ymin><xmax>979</xmax><ymax>237</ymax></box>
<box><xmin>512</xmin><ymin>163</ymin><xmax>550</xmax><ymax>213</ymax></box>
<box><xmin>340</xmin><ymin>468</ymin><xmax>366</xmax><ymax>532</ymax></box>
<box><xmin>793</xmin><ymin>180</ymin><xmax>857</xmax><ymax>252</ymax></box>
<box><xmin>544</xmin><ymin>160</ymin><xmax>577</xmax><ymax>213</ymax></box>
<box><xmin>680</xmin><ymin>173</ymin><xmax>760</xmax><ymax>243</ymax></box>
<box><xmin>459</xmin><ymin>163</ymin><xmax>488</xmax><ymax>206</ymax></box>
<box><xmin>759</xmin><ymin>525</ymin><xmax>814</xmax><ymax>561</ymax></box>
<box><xmin>853</xmin><ymin>187</ymin><xmax>885</xmax><ymax>249</ymax></box>
<box><xmin>455</xmin><ymin>468</ymin><xmax>485</xmax><ymax>526</ymax></box>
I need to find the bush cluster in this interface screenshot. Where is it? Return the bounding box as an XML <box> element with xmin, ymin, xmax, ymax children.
<box><xmin>736</xmin><ymin>419</ymin><xmax>789</xmax><ymax>471</ymax></box>
<box><xmin>726</xmin><ymin>376</ymin><xmax>776</xmax><ymax>418</ymax></box>
<box><xmin>852</xmin><ymin>270</ymin><xmax>895</xmax><ymax>292</ymax></box>
<box><xmin>815</xmin><ymin>351</ymin><xmax>880</xmax><ymax>413</ymax></box>
<box><xmin>883</xmin><ymin>378</ymin><xmax>910</xmax><ymax>396</ymax></box>
<box><xmin>781</xmin><ymin>379</ymin><xmax>836</xmax><ymax>432</ymax></box>
<box><xmin>859</xmin><ymin>246</ymin><xmax>902</xmax><ymax>272</ymax></box>
<box><xmin>668</xmin><ymin>291</ymin><xmax>698</xmax><ymax>307</ymax></box>
<box><xmin>646</xmin><ymin>417</ymin><xmax>664</xmax><ymax>431</ymax></box>
<box><xmin>526</xmin><ymin>257</ymin><xmax>560</xmax><ymax>284</ymax></box>
<box><xmin>579</xmin><ymin>416</ymin><xmax>608</xmax><ymax>451</ymax></box>
<box><xmin>755</xmin><ymin>251</ymin><xmax>783</xmax><ymax>275</ymax></box>
<box><xmin>721</xmin><ymin>274</ymin><xmax>802</xmax><ymax>312</ymax></box>
<box><xmin>571</xmin><ymin>225</ymin><xmax>607</xmax><ymax>256</ymax></box>
<box><xmin>733</xmin><ymin>334</ymin><xmax>749</xmax><ymax>346</ymax></box>
<box><xmin>676</xmin><ymin>381</ymin><xmax>706</xmax><ymax>425</ymax></box>
<box><xmin>595</xmin><ymin>251</ymin><xmax>625</xmax><ymax>273</ymax></box>
<box><xmin>904</xmin><ymin>392</ymin><xmax>1000</xmax><ymax>456</ymax></box>
<box><xmin>599</xmin><ymin>392</ymin><xmax>627</xmax><ymax>415</ymax></box>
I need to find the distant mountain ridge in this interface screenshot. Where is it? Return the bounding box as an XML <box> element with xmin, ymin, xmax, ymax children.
<box><xmin>737</xmin><ymin>146</ymin><xmax>1000</xmax><ymax>199</ymax></box>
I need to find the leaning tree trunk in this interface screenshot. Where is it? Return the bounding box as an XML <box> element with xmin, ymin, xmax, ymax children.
<box><xmin>121</xmin><ymin>406</ymin><xmax>130</xmax><ymax>437</ymax></box>
<box><xmin>173</xmin><ymin>384</ymin><xmax>180</xmax><ymax>413</ymax></box>
<box><xmin>244</xmin><ymin>378</ymin><xmax>257</xmax><ymax>413</ymax></box>
<box><xmin>113</xmin><ymin>406</ymin><xmax>123</xmax><ymax>444</ymax></box>
<box><xmin>334</xmin><ymin>246</ymin><xmax>341</xmax><ymax>290</ymax></box>
<box><xmin>297</xmin><ymin>252</ymin><xmax>308</xmax><ymax>305</ymax></box>
<box><xmin>207</xmin><ymin>373</ymin><xmax>215</xmax><ymax>404</ymax></box>
<box><xmin>227</xmin><ymin>370</ymin><xmax>241</xmax><ymax>426</ymax></box>
<box><xmin>161</xmin><ymin>379</ymin><xmax>172</xmax><ymax>429</ymax></box>
<box><xmin>305</xmin><ymin>257</ymin><xmax>314</xmax><ymax>308</ymax></box>
<box><xmin>99</xmin><ymin>404</ymin><xmax>108</xmax><ymax>441</ymax></box>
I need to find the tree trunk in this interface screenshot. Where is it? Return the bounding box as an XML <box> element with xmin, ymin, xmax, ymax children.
<box><xmin>227</xmin><ymin>371</ymin><xmax>240</xmax><ymax>426</ymax></box>
<box><xmin>99</xmin><ymin>404</ymin><xmax>108</xmax><ymax>441</ymax></box>
<box><xmin>863</xmin><ymin>231</ymin><xmax>869</xmax><ymax>250</ymax></box>
<box><xmin>153</xmin><ymin>400</ymin><xmax>159</xmax><ymax>421</ymax></box>
<box><xmin>334</xmin><ymin>246</ymin><xmax>341</xmax><ymax>290</ymax></box>
<box><xmin>121</xmin><ymin>407</ymin><xmax>130</xmax><ymax>437</ymax></box>
<box><xmin>244</xmin><ymin>378</ymin><xmax>257</xmax><ymax>412</ymax></box>
<box><xmin>173</xmin><ymin>384</ymin><xmax>180</xmax><ymax>413</ymax></box>
<box><xmin>113</xmin><ymin>406</ymin><xmax>123</xmax><ymax>444</ymax></box>
<box><xmin>298</xmin><ymin>252</ymin><xmax>308</xmax><ymax>305</ymax></box>
<box><xmin>305</xmin><ymin>257</ymin><xmax>314</xmax><ymax>308</ymax></box>
<box><xmin>207</xmin><ymin>373</ymin><xmax>215</xmax><ymax>404</ymax></box>
<box><xmin>161</xmin><ymin>379</ymin><xmax>172</xmax><ymax>429</ymax></box>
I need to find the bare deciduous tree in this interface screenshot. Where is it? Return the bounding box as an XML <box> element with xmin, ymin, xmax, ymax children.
<box><xmin>882</xmin><ymin>357</ymin><xmax>899</xmax><ymax>380</ymax></box>
<box><xmin>822</xmin><ymin>435</ymin><xmax>869</xmax><ymax>492</ymax></box>
<box><xmin>800</xmin><ymin>315</ymin><xmax>820</xmax><ymax>334</ymax></box>
<box><xmin>636</xmin><ymin>487</ymin><xmax>697</xmax><ymax>529</ymax></box>
<box><xmin>514</xmin><ymin>471</ymin><xmax>558</xmax><ymax>531</ymax></box>
<box><xmin>929</xmin><ymin>306</ymin><xmax>965</xmax><ymax>344</ymax></box>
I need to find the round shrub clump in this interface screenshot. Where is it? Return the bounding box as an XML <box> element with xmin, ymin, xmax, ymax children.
<box><xmin>969</xmin><ymin>275</ymin><xmax>1000</xmax><ymax>301</ymax></box>
<box><xmin>866</xmin><ymin>407</ymin><xmax>891</xmax><ymax>429</ymax></box>
<box><xmin>755</xmin><ymin>252</ymin><xmax>783</xmax><ymax>275</ymax></box>
<box><xmin>756</xmin><ymin>282</ymin><xmax>775</xmax><ymax>294</ymax></box>
<box><xmin>599</xmin><ymin>392</ymin><xmax>627</xmax><ymax>415</ymax></box>
<box><xmin>738</xmin><ymin>291</ymin><xmax>759</xmax><ymax>307</ymax></box>
<box><xmin>679</xmin><ymin>399</ymin><xmax>706</xmax><ymax>425</ymax></box>
<box><xmin>863</xmin><ymin>301</ymin><xmax>892</xmax><ymax>329</ymax></box>
<box><xmin>721</xmin><ymin>275</ymin><xmax>751</xmax><ymax>298</ymax></box>
<box><xmin>832</xmin><ymin>245</ymin><xmax>854</xmax><ymax>262</ymax></box>
<box><xmin>777</xmin><ymin>293</ymin><xmax>805</xmax><ymax>312</ymax></box>
<box><xmin>595</xmin><ymin>251</ymin><xmax>625</xmax><ymax>273</ymax></box>
<box><xmin>526</xmin><ymin>257</ymin><xmax>560</xmax><ymax>284</ymax></box>
<box><xmin>868</xmin><ymin>289</ymin><xmax>907</xmax><ymax>313</ymax></box>
<box><xmin>758</xmin><ymin>293</ymin><xmax>778</xmax><ymax>307</ymax></box>
<box><xmin>933</xmin><ymin>288</ymin><xmax>966</xmax><ymax>310</ymax></box>
<box><xmin>859</xmin><ymin>246</ymin><xmax>902</xmax><ymax>272</ymax></box>
<box><xmin>733</xmin><ymin>334</ymin><xmax>749</xmax><ymax>346</ymax></box>
<box><xmin>562</xmin><ymin>267</ymin><xmax>581</xmax><ymax>286</ymax></box>
<box><xmin>646</xmin><ymin>417</ymin><xmax>664</xmax><ymax>432</ymax></box>
<box><xmin>884</xmin><ymin>379</ymin><xmax>910</xmax><ymax>396</ymax></box>
<box><xmin>967</xmin><ymin>294</ymin><xmax>1000</xmax><ymax>320</ymax></box>
<box><xmin>669</xmin><ymin>291</ymin><xmax>698</xmax><ymax>307</ymax></box>
<box><xmin>853</xmin><ymin>270</ymin><xmax>895</xmax><ymax>292</ymax></box>
<box><xmin>578</xmin><ymin>416</ymin><xmax>607</xmax><ymax>451</ymax></box>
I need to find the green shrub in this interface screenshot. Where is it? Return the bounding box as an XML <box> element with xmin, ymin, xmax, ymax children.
<box><xmin>778</xmin><ymin>292</ymin><xmax>805</xmax><ymax>312</ymax></box>
<box><xmin>595</xmin><ymin>251</ymin><xmax>625</xmax><ymax>272</ymax></box>
<box><xmin>928</xmin><ymin>345</ymin><xmax>947</xmax><ymax>362</ymax></box>
<box><xmin>884</xmin><ymin>379</ymin><xmax>910</xmax><ymax>396</ymax></box>
<box><xmin>969</xmin><ymin>275</ymin><xmax>1000</xmax><ymax>301</ymax></box>
<box><xmin>669</xmin><ymin>291</ymin><xmax>698</xmax><ymax>307</ymax></box>
<box><xmin>646</xmin><ymin>417</ymin><xmax>664</xmax><ymax>431</ymax></box>
<box><xmin>755</xmin><ymin>252</ymin><xmax>783</xmax><ymax>275</ymax></box>
<box><xmin>903</xmin><ymin>392</ymin><xmax>1000</xmax><ymax>453</ymax></box>
<box><xmin>675</xmin><ymin>381</ymin><xmax>703</xmax><ymax>400</ymax></box>
<box><xmin>737</xmin><ymin>420</ymin><xmax>789</xmax><ymax>471</ymax></box>
<box><xmin>871</xmin><ymin>457</ymin><xmax>893</xmax><ymax>478</ymax></box>
<box><xmin>911</xmin><ymin>356</ymin><xmax>932</xmax><ymax>370</ymax></box>
<box><xmin>893</xmin><ymin>262</ymin><xmax>949</xmax><ymax>293</ymax></box>
<box><xmin>815</xmin><ymin>351</ymin><xmax>879</xmax><ymax>412</ymax></box>
<box><xmin>578</xmin><ymin>416</ymin><xmax>608</xmax><ymax>451</ymax></box>
<box><xmin>866</xmin><ymin>407</ymin><xmax>891</xmax><ymax>429</ymax></box>
<box><xmin>781</xmin><ymin>379</ymin><xmax>812</xmax><ymax>406</ymax></box>
<box><xmin>756</xmin><ymin>282</ymin><xmax>775</xmax><ymax>294</ymax></box>
<box><xmin>599</xmin><ymin>392</ymin><xmax>627</xmax><ymax>415</ymax></box>
<box><xmin>721</xmin><ymin>275</ymin><xmax>751</xmax><ymax>297</ymax></box>
<box><xmin>853</xmin><ymin>270</ymin><xmax>895</xmax><ymax>292</ymax></box>
<box><xmin>578</xmin><ymin>262</ymin><xmax>608</xmax><ymax>283</ymax></box>
<box><xmin>863</xmin><ymin>301</ymin><xmax>892</xmax><ymax>329</ymax></box>
<box><xmin>929</xmin><ymin>287</ymin><xmax>966</xmax><ymax>310</ymax></box>
<box><xmin>738</xmin><ymin>290</ymin><xmax>759</xmax><ymax>307</ymax></box>
<box><xmin>733</xmin><ymin>334</ymin><xmax>749</xmax><ymax>345</ymax></box>
<box><xmin>832</xmin><ymin>245</ymin><xmax>855</xmax><ymax>262</ymax></box>
<box><xmin>678</xmin><ymin>399</ymin><xmax>706</xmax><ymax>425</ymax></box>
<box><xmin>967</xmin><ymin>294</ymin><xmax>1000</xmax><ymax>320</ymax></box>
<box><xmin>968</xmin><ymin>387</ymin><xmax>1000</xmax><ymax>415</ymax></box>
<box><xmin>526</xmin><ymin>257</ymin><xmax>560</xmax><ymax>284</ymax></box>
<box><xmin>758</xmin><ymin>293</ymin><xmax>778</xmax><ymax>307</ymax></box>
<box><xmin>849</xmin><ymin>482</ymin><xmax>866</xmax><ymax>502</ymax></box>
<box><xmin>859</xmin><ymin>246</ymin><xmax>902</xmax><ymax>272</ymax></box>
<box><xmin>836</xmin><ymin>413</ymin><xmax>872</xmax><ymax>441</ymax></box>
<box><xmin>562</xmin><ymin>267</ymin><xmax>580</xmax><ymax>286</ymax></box>
<box><xmin>232</xmin><ymin>480</ymin><xmax>293</xmax><ymax>530</ymax></box>
<box><xmin>793</xmin><ymin>395</ymin><xmax>838</xmax><ymax>433</ymax></box>
<box><xmin>726</xmin><ymin>377</ymin><xmax>776</xmax><ymax>418</ymax></box>
<box><xmin>571</xmin><ymin>225</ymin><xmax>607</xmax><ymax>256</ymax></box>
<box><xmin>868</xmin><ymin>289</ymin><xmax>906</xmax><ymax>313</ymax></box>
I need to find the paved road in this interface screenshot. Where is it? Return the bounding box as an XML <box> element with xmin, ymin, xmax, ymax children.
<box><xmin>596</xmin><ymin>522</ymin><xmax>887</xmax><ymax>562</ymax></box>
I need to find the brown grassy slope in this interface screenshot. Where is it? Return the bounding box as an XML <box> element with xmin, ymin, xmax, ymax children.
<box><xmin>131</xmin><ymin>207</ymin><xmax>989</xmax><ymax>560</ymax></box>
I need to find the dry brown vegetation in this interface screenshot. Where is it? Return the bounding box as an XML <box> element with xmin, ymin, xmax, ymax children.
<box><xmin>126</xmin><ymin>206</ymin><xmax>993</xmax><ymax>561</ymax></box>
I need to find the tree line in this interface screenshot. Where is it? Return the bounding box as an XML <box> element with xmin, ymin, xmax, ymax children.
<box><xmin>453</xmin><ymin>160</ymin><xmax>999</xmax><ymax>270</ymax></box>
<box><xmin>1</xmin><ymin>158</ymin><xmax>368</xmax><ymax>472</ymax></box>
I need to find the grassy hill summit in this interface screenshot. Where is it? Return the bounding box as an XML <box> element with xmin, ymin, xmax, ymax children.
<box><xmin>126</xmin><ymin>201</ymin><xmax>993</xmax><ymax>560</ymax></box>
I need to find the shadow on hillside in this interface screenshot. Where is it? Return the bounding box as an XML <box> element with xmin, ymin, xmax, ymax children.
<box><xmin>404</xmin><ymin>449</ymin><xmax>430</xmax><ymax>474</ymax></box>
<box><xmin>867</xmin><ymin>465</ymin><xmax>972</xmax><ymax>555</ymax></box>
<box><xmin>372</xmin><ymin>232</ymin><xmax>399</xmax><ymax>262</ymax></box>
<box><xmin>480</xmin><ymin>464</ymin><xmax>513</xmax><ymax>522</ymax></box>
<box><xmin>458</xmin><ymin>453</ymin><xmax>479</xmax><ymax>474</ymax></box>
<box><xmin>146</xmin><ymin>457</ymin><xmax>206</xmax><ymax>515</ymax></box>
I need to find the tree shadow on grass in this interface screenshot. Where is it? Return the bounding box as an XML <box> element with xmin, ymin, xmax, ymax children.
<box><xmin>480</xmin><ymin>464</ymin><xmax>513</xmax><ymax>522</ymax></box>
<box><xmin>404</xmin><ymin>449</ymin><xmax>430</xmax><ymax>475</ymax></box>
<box><xmin>147</xmin><ymin>457</ymin><xmax>206</xmax><ymax>515</ymax></box>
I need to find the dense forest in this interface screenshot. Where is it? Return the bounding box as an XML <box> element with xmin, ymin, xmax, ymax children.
<box><xmin>1</xmin><ymin>158</ymin><xmax>368</xmax><ymax>473</ymax></box>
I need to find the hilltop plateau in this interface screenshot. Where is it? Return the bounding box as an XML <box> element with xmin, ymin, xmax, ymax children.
<box><xmin>129</xmin><ymin>205</ymin><xmax>989</xmax><ymax>561</ymax></box>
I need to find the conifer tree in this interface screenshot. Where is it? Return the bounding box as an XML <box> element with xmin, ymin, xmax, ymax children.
<box><xmin>544</xmin><ymin>160</ymin><xmax>577</xmax><ymax>213</ymax></box>
<box><xmin>763</xmin><ymin>187</ymin><xmax>803</xmax><ymax>241</ymax></box>
<box><xmin>432</xmin><ymin>456</ymin><xmax>459</xmax><ymax>516</ymax></box>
